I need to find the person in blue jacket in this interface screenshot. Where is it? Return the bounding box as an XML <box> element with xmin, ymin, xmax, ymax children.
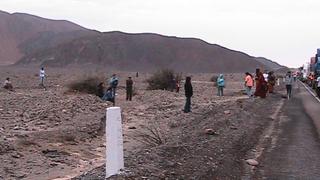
<box><xmin>217</xmin><ymin>74</ymin><xmax>225</xmax><ymax>96</ymax></box>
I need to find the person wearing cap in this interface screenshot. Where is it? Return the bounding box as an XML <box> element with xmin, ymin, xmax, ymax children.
<box><xmin>126</xmin><ymin>77</ymin><xmax>133</xmax><ymax>101</ymax></box>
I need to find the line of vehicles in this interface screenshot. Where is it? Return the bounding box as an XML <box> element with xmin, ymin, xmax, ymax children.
<box><xmin>299</xmin><ymin>48</ymin><xmax>320</xmax><ymax>89</ymax></box>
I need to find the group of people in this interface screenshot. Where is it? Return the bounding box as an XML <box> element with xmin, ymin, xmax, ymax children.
<box><xmin>99</xmin><ymin>74</ymin><xmax>134</xmax><ymax>106</ymax></box>
<box><xmin>249</xmin><ymin>69</ymin><xmax>279</xmax><ymax>98</ymax></box>
<box><xmin>2</xmin><ymin>67</ymin><xmax>302</xmax><ymax>114</ymax></box>
<box><xmin>213</xmin><ymin>69</ymin><xmax>277</xmax><ymax>99</ymax></box>
<box><xmin>182</xmin><ymin>69</ymin><xmax>296</xmax><ymax>113</ymax></box>
<box><xmin>2</xmin><ymin>67</ymin><xmax>47</xmax><ymax>91</ymax></box>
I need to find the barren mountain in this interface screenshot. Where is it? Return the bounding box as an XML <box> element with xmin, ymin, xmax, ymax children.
<box><xmin>18</xmin><ymin>31</ymin><xmax>268</xmax><ymax>73</ymax></box>
<box><xmin>255</xmin><ymin>57</ymin><xmax>285</xmax><ymax>71</ymax></box>
<box><xmin>1</xmin><ymin>10</ymin><xmax>283</xmax><ymax>72</ymax></box>
<box><xmin>0</xmin><ymin>10</ymin><xmax>93</xmax><ymax>65</ymax></box>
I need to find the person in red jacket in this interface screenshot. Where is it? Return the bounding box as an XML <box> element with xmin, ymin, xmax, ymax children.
<box><xmin>254</xmin><ymin>69</ymin><xmax>268</xmax><ymax>98</ymax></box>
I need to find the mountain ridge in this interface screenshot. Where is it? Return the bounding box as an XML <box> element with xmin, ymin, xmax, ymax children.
<box><xmin>0</xmin><ymin>10</ymin><xmax>91</xmax><ymax>65</ymax></box>
<box><xmin>0</xmin><ymin>10</ymin><xmax>286</xmax><ymax>72</ymax></box>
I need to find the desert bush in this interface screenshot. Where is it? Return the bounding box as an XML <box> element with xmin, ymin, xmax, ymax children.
<box><xmin>67</xmin><ymin>76</ymin><xmax>104</xmax><ymax>96</ymax></box>
<box><xmin>210</xmin><ymin>75</ymin><xmax>219</xmax><ymax>82</ymax></box>
<box><xmin>132</xmin><ymin>123</ymin><xmax>167</xmax><ymax>147</ymax></box>
<box><xmin>146</xmin><ymin>69</ymin><xmax>182</xmax><ymax>90</ymax></box>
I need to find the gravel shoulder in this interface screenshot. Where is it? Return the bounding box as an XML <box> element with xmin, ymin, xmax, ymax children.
<box><xmin>249</xmin><ymin>82</ymin><xmax>320</xmax><ymax>179</ymax></box>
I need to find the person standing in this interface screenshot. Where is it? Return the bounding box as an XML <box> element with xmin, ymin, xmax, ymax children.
<box><xmin>254</xmin><ymin>68</ymin><xmax>268</xmax><ymax>98</ymax></box>
<box><xmin>316</xmin><ymin>76</ymin><xmax>320</xmax><ymax>97</ymax></box>
<box><xmin>126</xmin><ymin>77</ymin><xmax>133</xmax><ymax>101</ymax></box>
<box><xmin>176</xmin><ymin>80</ymin><xmax>180</xmax><ymax>93</ymax></box>
<box><xmin>184</xmin><ymin>76</ymin><xmax>193</xmax><ymax>113</ymax></box>
<box><xmin>244</xmin><ymin>72</ymin><xmax>254</xmax><ymax>98</ymax></box>
<box><xmin>39</xmin><ymin>67</ymin><xmax>46</xmax><ymax>87</ymax></box>
<box><xmin>267</xmin><ymin>71</ymin><xmax>276</xmax><ymax>93</ymax></box>
<box><xmin>217</xmin><ymin>74</ymin><xmax>225</xmax><ymax>96</ymax></box>
<box><xmin>109</xmin><ymin>74</ymin><xmax>119</xmax><ymax>106</ymax></box>
<box><xmin>285</xmin><ymin>71</ymin><xmax>294</xmax><ymax>99</ymax></box>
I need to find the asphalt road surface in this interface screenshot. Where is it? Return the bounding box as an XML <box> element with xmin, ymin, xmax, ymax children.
<box><xmin>253</xmin><ymin>82</ymin><xmax>320</xmax><ymax>179</ymax></box>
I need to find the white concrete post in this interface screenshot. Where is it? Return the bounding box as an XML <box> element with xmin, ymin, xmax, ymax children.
<box><xmin>106</xmin><ymin>107</ymin><xmax>124</xmax><ymax>178</ymax></box>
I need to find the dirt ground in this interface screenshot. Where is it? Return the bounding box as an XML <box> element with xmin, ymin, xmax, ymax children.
<box><xmin>0</xmin><ymin>66</ymin><xmax>284</xmax><ymax>179</ymax></box>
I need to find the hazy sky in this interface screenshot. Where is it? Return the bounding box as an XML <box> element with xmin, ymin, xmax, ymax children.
<box><xmin>1</xmin><ymin>0</ymin><xmax>319</xmax><ymax>67</ymax></box>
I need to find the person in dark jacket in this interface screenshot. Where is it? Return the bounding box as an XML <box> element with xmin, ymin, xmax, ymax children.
<box><xmin>184</xmin><ymin>76</ymin><xmax>193</xmax><ymax>113</ymax></box>
<box><xmin>126</xmin><ymin>77</ymin><xmax>133</xmax><ymax>101</ymax></box>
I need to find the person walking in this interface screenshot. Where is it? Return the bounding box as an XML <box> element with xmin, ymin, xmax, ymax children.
<box><xmin>109</xmin><ymin>74</ymin><xmax>119</xmax><ymax>106</ymax></box>
<box><xmin>285</xmin><ymin>71</ymin><xmax>294</xmax><ymax>99</ymax></box>
<box><xmin>126</xmin><ymin>77</ymin><xmax>133</xmax><ymax>101</ymax></box>
<box><xmin>244</xmin><ymin>72</ymin><xmax>254</xmax><ymax>98</ymax></box>
<box><xmin>39</xmin><ymin>67</ymin><xmax>46</xmax><ymax>87</ymax></box>
<box><xmin>184</xmin><ymin>76</ymin><xmax>193</xmax><ymax>113</ymax></box>
<box><xmin>217</xmin><ymin>74</ymin><xmax>225</xmax><ymax>96</ymax></box>
<box><xmin>254</xmin><ymin>68</ymin><xmax>268</xmax><ymax>98</ymax></box>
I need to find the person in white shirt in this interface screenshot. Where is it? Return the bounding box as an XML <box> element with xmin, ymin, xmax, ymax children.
<box><xmin>3</xmin><ymin>77</ymin><xmax>13</xmax><ymax>91</ymax></box>
<box><xmin>285</xmin><ymin>71</ymin><xmax>294</xmax><ymax>99</ymax></box>
<box><xmin>39</xmin><ymin>67</ymin><xmax>46</xmax><ymax>87</ymax></box>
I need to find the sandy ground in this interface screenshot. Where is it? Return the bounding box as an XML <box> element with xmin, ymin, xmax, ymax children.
<box><xmin>0</xmin><ymin>66</ymin><xmax>284</xmax><ymax>179</ymax></box>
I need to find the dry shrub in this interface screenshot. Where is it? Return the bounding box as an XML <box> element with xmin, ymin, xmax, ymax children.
<box><xmin>67</xmin><ymin>76</ymin><xmax>104</xmax><ymax>96</ymax></box>
<box><xmin>210</xmin><ymin>75</ymin><xmax>218</xmax><ymax>82</ymax></box>
<box><xmin>146</xmin><ymin>69</ymin><xmax>182</xmax><ymax>90</ymax></box>
<box><xmin>133</xmin><ymin>123</ymin><xmax>167</xmax><ymax>147</ymax></box>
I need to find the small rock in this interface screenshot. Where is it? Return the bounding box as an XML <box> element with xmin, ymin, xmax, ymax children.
<box><xmin>246</xmin><ymin>159</ymin><xmax>259</xmax><ymax>166</ymax></box>
<box><xmin>205</xmin><ymin>128</ymin><xmax>217</xmax><ymax>135</ymax></box>
<box><xmin>12</xmin><ymin>153</ymin><xmax>22</xmax><ymax>159</ymax></box>
<box><xmin>224</xmin><ymin>110</ymin><xmax>231</xmax><ymax>115</ymax></box>
<box><xmin>13</xmin><ymin>126</ymin><xmax>20</xmax><ymax>130</ymax></box>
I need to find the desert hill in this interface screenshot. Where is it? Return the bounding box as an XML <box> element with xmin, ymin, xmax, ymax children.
<box><xmin>0</xmin><ymin>10</ymin><xmax>94</xmax><ymax>65</ymax></box>
<box><xmin>255</xmin><ymin>57</ymin><xmax>285</xmax><ymax>71</ymax></box>
<box><xmin>0</xmin><ymin>10</ymin><xmax>285</xmax><ymax>72</ymax></box>
<box><xmin>18</xmin><ymin>31</ymin><xmax>269</xmax><ymax>73</ymax></box>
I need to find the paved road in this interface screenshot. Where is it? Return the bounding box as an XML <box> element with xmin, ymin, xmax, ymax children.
<box><xmin>253</xmin><ymin>82</ymin><xmax>320</xmax><ymax>179</ymax></box>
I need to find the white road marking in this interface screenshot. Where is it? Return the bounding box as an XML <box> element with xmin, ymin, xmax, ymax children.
<box><xmin>300</xmin><ymin>81</ymin><xmax>320</xmax><ymax>103</ymax></box>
